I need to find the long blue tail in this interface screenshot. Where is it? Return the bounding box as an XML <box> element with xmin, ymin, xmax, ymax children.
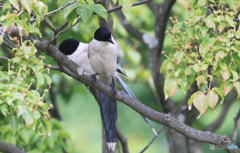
<box><xmin>117</xmin><ymin>75</ymin><xmax>158</xmax><ymax>136</ymax></box>
<box><xmin>99</xmin><ymin>92</ymin><xmax>117</xmax><ymax>150</ymax></box>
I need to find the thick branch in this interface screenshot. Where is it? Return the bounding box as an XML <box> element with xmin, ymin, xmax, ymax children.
<box><xmin>0</xmin><ymin>140</ymin><xmax>25</xmax><ymax>153</ymax></box>
<box><xmin>8</xmin><ymin>26</ymin><xmax>239</xmax><ymax>153</ymax></box>
<box><xmin>232</xmin><ymin>107</ymin><xmax>240</xmax><ymax>144</ymax></box>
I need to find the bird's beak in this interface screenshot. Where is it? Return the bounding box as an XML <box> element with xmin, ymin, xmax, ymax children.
<box><xmin>108</xmin><ymin>37</ymin><xmax>114</xmax><ymax>44</ymax></box>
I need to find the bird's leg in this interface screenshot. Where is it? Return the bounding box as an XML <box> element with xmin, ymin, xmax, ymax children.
<box><xmin>110</xmin><ymin>76</ymin><xmax>117</xmax><ymax>97</ymax></box>
<box><xmin>91</xmin><ymin>73</ymin><xmax>98</xmax><ymax>83</ymax></box>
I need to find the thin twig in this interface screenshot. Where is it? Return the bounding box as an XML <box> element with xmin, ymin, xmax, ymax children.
<box><xmin>48</xmin><ymin>18</ymin><xmax>81</xmax><ymax>44</ymax></box>
<box><xmin>43</xmin><ymin>18</ymin><xmax>56</xmax><ymax>32</ymax></box>
<box><xmin>2</xmin><ymin>40</ymin><xmax>14</xmax><ymax>50</ymax></box>
<box><xmin>4</xmin><ymin>37</ymin><xmax>16</xmax><ymax>48</ymax></box>
<box><xmin>0</xmin><ymin>56</ymin><xmax>10</xmax><ymax>60</ymax></box>
<box><xmin>232</xmin><ymin>107</ymin><xmax>240</xmax><ymax>144</ymax></box>
<box><xmin>44</xmin><ymin>63</ymin><xmax>59</xmax><ymax>70</ymax></box>
<box><xmin>30</xmin><ymin>1</ymin><xmax>77</xmax><ymax>22</ymax></box>
<box><xmin>139</xmin><ymin>106</ymin><xmax>179</xmax><ymax>153</ymax></box>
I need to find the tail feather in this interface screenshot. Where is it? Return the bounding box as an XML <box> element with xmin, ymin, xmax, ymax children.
<box><xmin>99</xmin><ymin>92</ymin><xmax>117</xmax><ymax>143</ymax></box>
<box><xmin>117</xmin><ymin>75</ymin><xmax>157</xmax><ymax>136</ymax></box>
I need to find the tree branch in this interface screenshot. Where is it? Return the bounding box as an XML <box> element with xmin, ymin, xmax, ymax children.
<box><xmin>7</xmin><ymin>26</ymin><xmax>239</xmax><ymax>153</ymax></box>
<box><xmin>146</xmin><ymin>1</ymin><xmax>158</xmax><ymax>16</ymax></box>
<box><xmin>116</xmin><ymin>125</ymin><xmax>129</xmax><ymax>153</ymax></box>
<box><xmin>43</xmin><ymin>18</ymin><xmax>56</xmax><ymax>32</ymax></box>
<box><xmin>232</xmin><ymin>107</ymin><xmax>240</xmax><ymax>144</ymax></box>
<box><xmin>0</xmin><ymin>140</ymin><xmax>25</xmax><ymax>153</ymax></box>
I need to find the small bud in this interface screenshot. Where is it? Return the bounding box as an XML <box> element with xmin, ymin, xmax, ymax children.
<box><xmin>12</xmin><ymin>86</ymin><xmax>16</xmax><ymax>90</ymax></box>
<box><xmin>49</xmin><ymin>104</ymin><xmax>53</xmax><ymax>108</ymax></box>
<box><xmin>203</xmin><ymin>81</ymin><xmax>208</xmax><ymax>85</ymax></box>
<box><xmin>173</xmin><ymin>42</ymin><xmax>178</xmax><ymax>45</ymax></box>
<box><xmin>48</xmin><ymin>64</ymin><xmax>52</xmax><ymax>68</ymax></box>
<box><xmin>40</xmin><ymin>56</ymin><xmax>45</xmax><ymax>60</ymax></box>
<box><xmin>225</xmin><ymin>8</ymin><xmax>229</xmax><ymax>12</ymax></box>
<box><xmin>221</xmin><ymin>43</ymin><xmax>225</xmax><ymax>47</ymax></box>
<box><xmin>11</xmin><ymin>65</ymin><xmax>15</xmax><ymax>69</ymax></box>
<box><xmin>209</xmin><ymin>4</ymin><xmax>213</xmax><ymax>8</ymax></box>
<box><xmin>13</xmin><ymin>10</ymin><xmax>18</xmax><ymax>14</ymax></box>
<box><xmin>203</xmin><ymin>6</ymin><xmax>208</xmax><ymax>10</ymax></box>
<box><xmin>173</xmin><ymin>21</ymin><xmax>177</xmax><ymax>24</ymax></box>
<box><xmin>33</xmin><ymin>40</ymin><xmax>37</xmax><ymax>44</ymax></box>
<box><xmin>19</xmin><ymin>33</ymin><xmax>23</xmax><ymax>37</ymax></box>
<box><xmin>209</xmin><ymin>46</ymin><xmax>213</xmax><ymax>50</ymax></box>
<box><xmin>194</xmin><ymin>46</ymin><xmax>198</xmax><ymax>49</ymax></box>
<box><xmin>230</xmin><ymin>59</ymin><xmax>234</xmax><ymax>62</ymax></box>
<box><xmin>174</xmin><ymin>16</ymin><xmax>178</xmax><ymax>20</ymax></box>
<box><xmin>234</xmin><ymin>22</ymin><xmax>237</xmax><ymax>25</ymax></box>
<box><xmin>17</xmin><ymin>40</ymin><xmax>20</xmax><ymax>44</ymax></box>
<box><xmin>194</xmin><ymin>6</ymin><xmax>198</xmax><ymax>10</ymax></box>
<box><xmin>26</xmin><ymin>97</ymin><xmax>30</xmax><ymax>101</ymax></box>
<box><xmin>44</xmin><ymin>89</ymin><xmax>49</xmax><ymax>93</ymax></box>
<box><xmin>40</xmin><ymin>97</ymin><xmax>43</xmax><ymax>101</ymax></box>
<box><xmin>169</xmin><ymin>17</ymin><xmax>173</xmax><ymax>20</ymax></box>
<box><xmin>165</xmin><ymin>30</ymin><xmax>169</xmax><ymax>34</ymax></box>
<box><xmin>26</xmin><ymin>71</ymin><xmax>30</xmax><ymax>75</ymax></box>
<box><xmin>162</xmin><ymin>51</ymin><xmax>166</xmax><ymax>54</ymax></box>
<box><xmin>168</xmin><ymin>27</ymin><xmax>172</xmax><ymax>31</ymax></box>
<box><xmin>31</xmin><ymin>79</ymin><xmax>35</xmax><ymax>83</ymax></box>
<box><xmin>188</xmin><ymin>7</ymin><xmax>191</xmax><ymax>11</ymax></box>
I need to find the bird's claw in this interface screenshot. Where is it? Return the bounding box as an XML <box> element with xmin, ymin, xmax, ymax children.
<box><xmin>91</xmin><ymin>73</ymin><xmax>98</xmax><ymax>83</ymax></box>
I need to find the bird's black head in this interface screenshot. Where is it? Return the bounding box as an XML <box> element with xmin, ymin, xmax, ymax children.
<box><xmin>94</xmin><ymin>27</ymin><xmax>114</xmax><ymax>44</ymax></box>
<box><xmin>59</xmin><ymin>38</ymin><xmax>79</xmax><ymax>55</ymax></box>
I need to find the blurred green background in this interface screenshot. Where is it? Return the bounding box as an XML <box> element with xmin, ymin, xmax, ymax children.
<box><xmin>1</xmin><ymin>0</ymin><xmax>239</xmax><ymax>152</ymax></box>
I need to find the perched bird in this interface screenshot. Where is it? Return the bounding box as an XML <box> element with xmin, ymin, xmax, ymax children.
<box><xmin>58</xmin><ymin>30</ymin><xmax>157</xmax><ymax>151</ymax></box>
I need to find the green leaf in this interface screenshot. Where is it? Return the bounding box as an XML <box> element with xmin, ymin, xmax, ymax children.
<box><xmin>227</xmin><ymin>0</ymin><xmax>236</xmax><ymax>11</ymax></box>
<box><xmin>206</xmin><ymin>90</ymin><xmax>218</xmax><ymax>111</ymax></box>
<box><xmin>35</xmin><ymin>71</ymin><xmax>45</xmax><ymax>90</ymax></box>
<box><xmin>218</xmin><ymin>22</ymin><xmax>226</xmax><ymax>33</ymax></box>
<box><xmin>60</xmin><ymin>4</ymin><xmax>78</xmax><ymax>20</ymax></box>
<box><xmin>43</xmin><ymin>74</ymin><xmax>52</xmax><ymax>88</ymax></box>
<box><xmin>19</xmin><ymin>129</ymin><xmax>32</xmax><ymax>144</ymax></box>
<box><xmin>173</xmin><ymin>22</ymin><xmax>183</xmax><ymax>33</ymax></box>
<box><xmin>179</xmin><ymin>78</ymin><xmax>188</xmax><ymax>95</ymax></box>
<box><xmin>200</xmin><ymin>26</ymin><xmax>209</xmax><ymax>38</ymax></box>
<box><xmin>200</xmin><ymin>64</ymin><xmax>208</xmax><ymax>71</ymax></box>
<box><xmin>41</xmin><ymin>119</ymin><xmax>48</xmax><ymax>138</ymax></box>
<box><xmin>226</xmin><ymin>14</ymin><xmax>235</xmax><ymax>27</ymax></box>
<box><xmin>0</xmin><ymin>71</ymin><xmax>10</xmax><ymax>82</ymax></box>
<box><xmin>9</xmin><ymin>0</ymin><xmax>20</xmax><ymax>10</ymax></box>
<box><xmin>212</xmin><ymin>87</ymin><xmax>224</xmax><ymax>104</ymax></box>
<box><xmin>196</xmin><ymin>76</ymin><xmax>205</xmax><ymax>88</ymax></box>
<box><xmin>219</xmin><ymin>63</ymin><xmax>227</xmax><ymax>70</ymax></box>
<box><xmin>77</xmin><ymin>5</ymin><xmax>93</xmax><ymax>24</ymax></box>
<box><xmin>224</xmin><ymin>82</ymin><xmax>233</xmax><ymax>96</ymax></box>
<box><xmin>236</xmin><ymin>30</ymin><xmax>240</xmax><ymax>39</ymax></box>
<box><xmin>174</xmin><ymin>51</ymin><xmax>185</xmax><ymax>65</ymax></box>
<box><xmin>160</xmin><ymin>60</ymin><xmax>170</xmax><ymax>71</ymax></box>
<box><xmin>220</xmin><ymin>70</ymin><xmax>230</xmax><ymax>82</ymax></box>
<box><xmin>11</xmin><ymin>115</ymin><xmax>18</xmax><ymax>135</ymax></box>
<box><xmin>22</xmin><ymin>110</ymin><xmax>34</xmax><ymax>125</ymax></box>
<box><xmin>21</xmin><ymin>0</ymin><xmax>32</xmax><ymax>14</ymax></box>
<box><xmin>188</xmin><ymin>91</ymin><xmax>201</xmax><ymax>109</ymax></box>
<box><xmin>205</xmin><ymin>18</ymin><xmax>216</xmax><ymax>31</ymax></box>
<box><xmin>198</xmin><ymin>0</ymin><xmax>206</xmax><ymax>6</ymax></box>
<box><xmin>17</xmin><ymin>105</ymin><xmax>26</xmax><ymax>117</ymax></box>
<box><xmin>199</xmin><ymin>38</ymin><xmax>216</xmax><ymax>56</ymax></box>
<box><xmin>13</xmin><ymin>93</ymin><xmax>24</xmax><ymax>100</ymax></box>
<box><xmin>232</xmin><ymin>71</ymin><xmax>239</xmax><ymax>81</ymax></box>
<box><xmin>234</xmin><ymin>82</ymin><xmax>240</xmax><ymax>99</ymax></box>
<box><xmin>90</xmin><ymin>4</ymin><xmax>107</xmax><ymax>21</ymax></box>
<box><xmin>58</xmin><ymin>131</ymin><xmax>71</xmax><ymax>140</ymax></box>
<box><xmin>164</xmin><ymin>78</ymin><xmax>178</xmax><ymax>99</ymax></box>
<box><xmin>6</xmin><ymin>97</ymin><xmax>13</xmax><ymax>106</ymax></box>
<box><xmin>61</xmin><ymin>141</ymin><xmax>72</xmax><ymax>153</ymax></box>
<box><xmin>1</xmin><ymin>104</ymin><xmax>8</xmax><ymax>116</ymax></box>
<box><xmin>33</xmin><ymin>110</ymin><xmax>41</xmax><ymax>119</ymax></box>
<box><xmin>215</xmin><ymin>51</ymin><xmax>227</xmax><ymax>61</ymax></box>
<box><xmin>193</xmin><ymin>92</ymin><xmax>207</xmax><ymax>119</ymax></box>
<box><xmin>193</xmin><ymin>63</ymin><xmax>200</xmax><ymax>73</ymax></box>
<box><xmin>184</xmin><ymin>66</ymin><xmax>192</xmax><ymax>76</ymax></box>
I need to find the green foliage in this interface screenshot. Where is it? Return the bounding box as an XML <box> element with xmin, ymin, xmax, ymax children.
<box><xmin>0</xmin><ymin>0</ymin><xmax>72</xmax><ymax>152</ymax></box>
<box><xmin>162</xmin><ymin>0</ymin><xmax>240</xmax><ymax>118</ymax></box>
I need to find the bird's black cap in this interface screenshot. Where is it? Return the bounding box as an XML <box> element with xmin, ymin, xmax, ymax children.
<box><xmin>59</xmin><ymin>38</ymin><xmax>79</xmax><ymax>55</ymax></box>
<box><xmin>94</xmin><ymin>27</ymin><xmax>114</xmax><ymax>44</ymax></box>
